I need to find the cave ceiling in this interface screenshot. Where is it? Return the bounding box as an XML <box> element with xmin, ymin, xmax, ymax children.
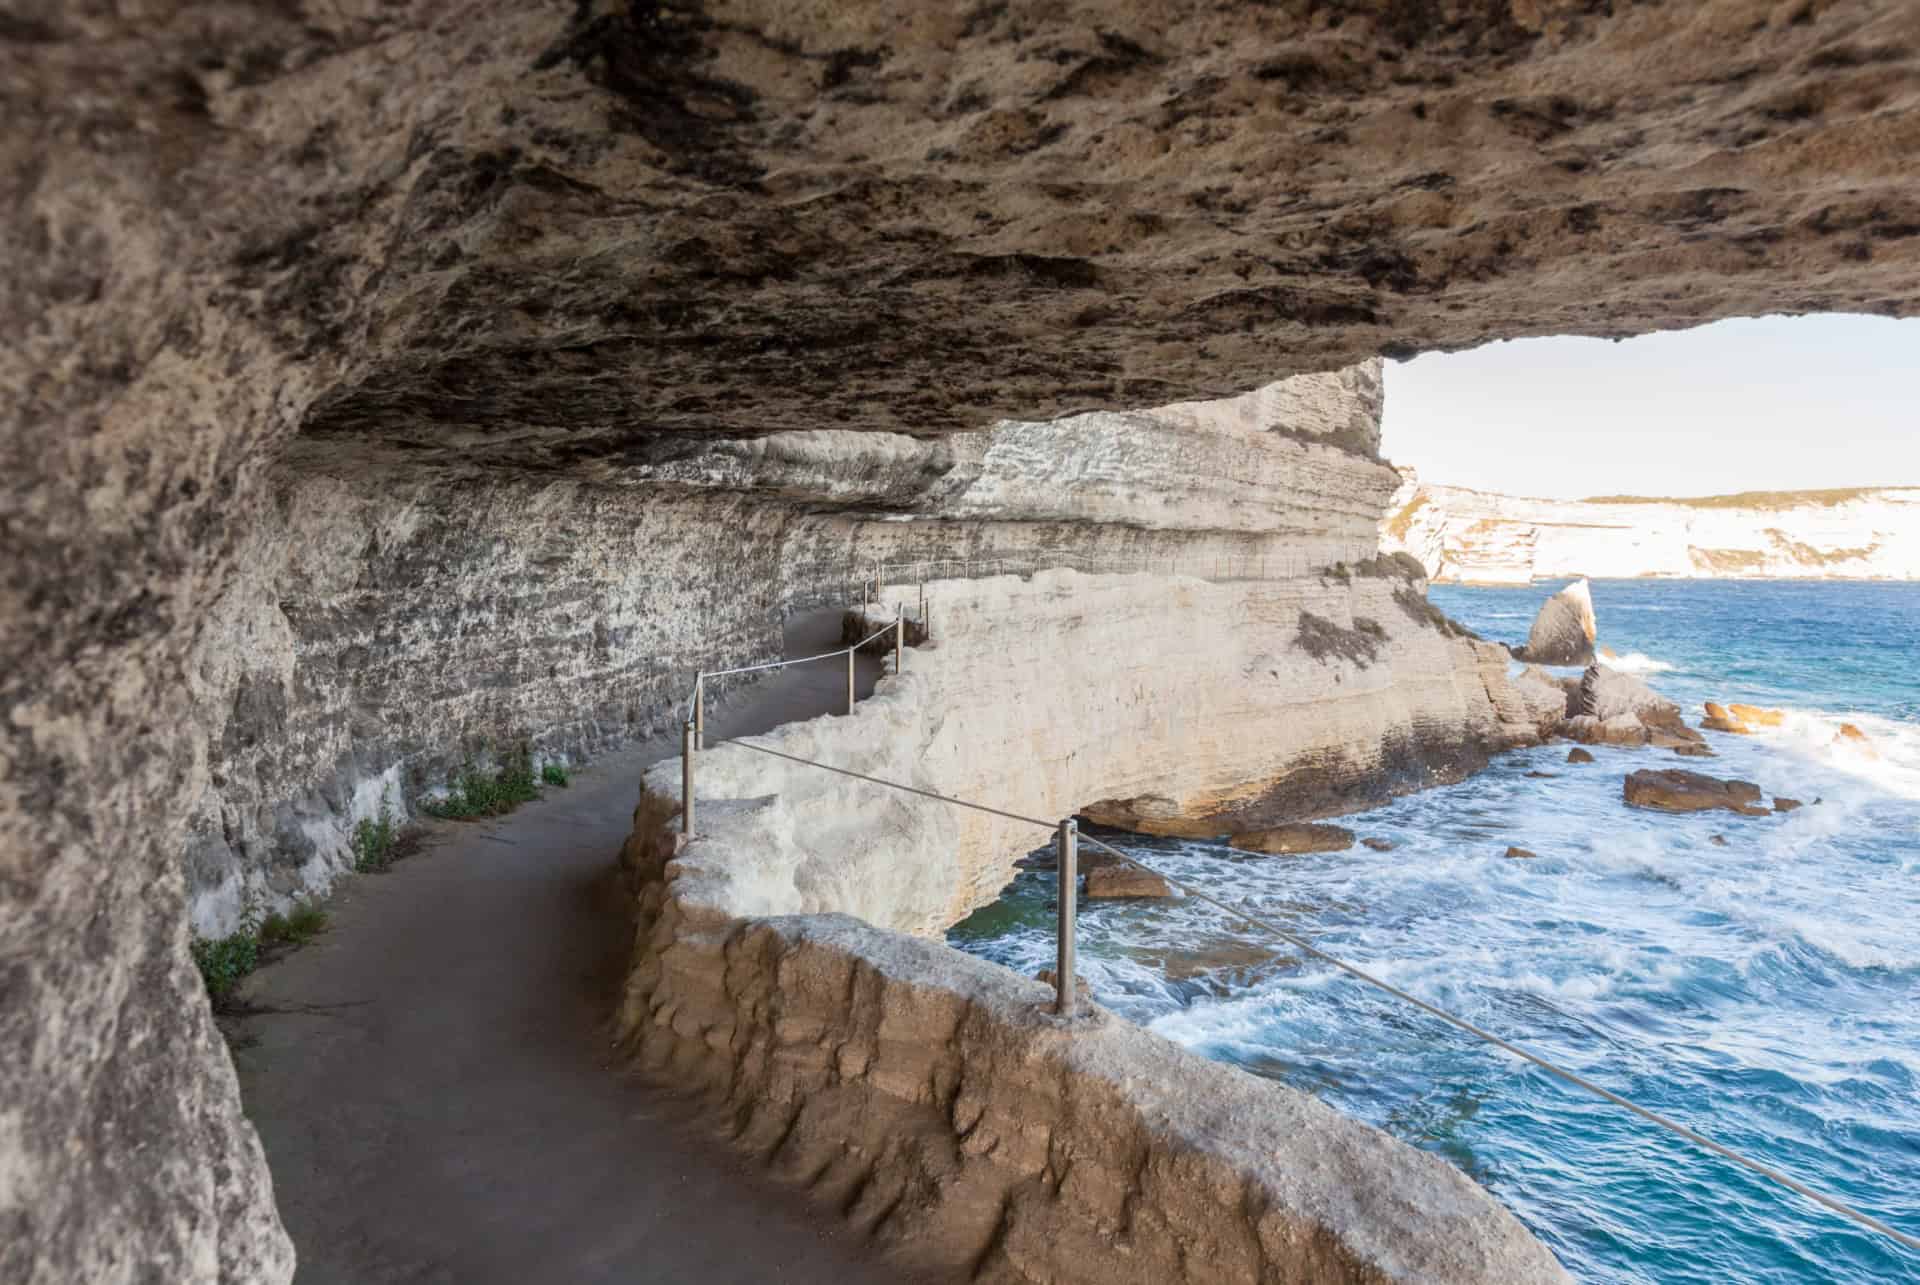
<box><xmin>10</xmin><ymin>0</ymin><xmax>1920</xmax><ymax>474</ymax></box>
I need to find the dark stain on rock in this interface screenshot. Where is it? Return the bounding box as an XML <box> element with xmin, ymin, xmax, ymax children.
<box><xmin>534</xmin><ymin>0</ymin><xmax>763</xmax><ymax>187</ymax></box>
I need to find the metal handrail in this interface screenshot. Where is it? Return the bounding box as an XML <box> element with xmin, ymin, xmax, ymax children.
<box><xmin>681</xmin><ymin>726</ymin><xmax>1920</xmax><ymax>1256</ymax></box>
<box><xmin>682</xmin><ymin>616</ymin><xmax>902</xmax><ymax>724</ymax></box>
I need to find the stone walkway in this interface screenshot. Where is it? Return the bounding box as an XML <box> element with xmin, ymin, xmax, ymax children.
<box><xmin>230</xmin><ymin>612</ymin><xmax>934</xmax><ymax>1283</ymax></box>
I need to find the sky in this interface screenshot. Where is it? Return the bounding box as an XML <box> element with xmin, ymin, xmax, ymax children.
<box><xmin>1380</xmin><ymin>313</ymin><xmax>1919</xmax><ymax>499</ymax></box>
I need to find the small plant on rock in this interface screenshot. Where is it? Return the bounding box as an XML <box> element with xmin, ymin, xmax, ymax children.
<box><xmin>351</xmin><ymin>791</ymin><xmax>399</xmax><ymax>871</ymax></box>
<box><xmin>423</xmin><ymin>743</ymin><xmax>541</xmax><ymax>819</ymax></box>
<box><xmin>258</xmin><ymin>900</ymin><xmax>329</xmax><ymax>947</ymax></box>
<box><xmin>541</xmin><ymin>761</ymin><xmax>569</xmax><ymax>788</ymax></box>
<box><xmin>191</xmin><ymin>930</ymin><xmax>260</xmax><ymax>1009</ymax></box>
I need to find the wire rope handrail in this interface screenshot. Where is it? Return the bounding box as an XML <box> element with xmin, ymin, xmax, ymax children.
<box><xmin>691</xmin><ymin>731</ymin><xmax>1920</xmax><ymax>1257</ymax></box>
<box><xmin>681</xmin><ymin>616</ymin><xmax>903</xmax><ymax>724</ymax></box>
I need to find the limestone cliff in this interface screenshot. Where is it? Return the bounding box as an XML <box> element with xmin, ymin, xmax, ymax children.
<box><xmin>1382</xmin><ymin>470</ymin><xmax>1920</xmax><ymax>582</ymax></box>
<box><xmin>615</xmin><ymin>570</ymin><xmax>1562</xmax><ymax>1282</ymax></box>
<box><xmin>10</xmin><ymin>0</ymin><xmax>1920</xmax><ymax>1277</ymax></box>
<box><xmin>184</xmin><ymin>364</ymin><xmax>1393</xmax><ymax>935</ymax></box>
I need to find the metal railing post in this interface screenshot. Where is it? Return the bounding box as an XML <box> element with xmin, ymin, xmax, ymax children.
<box><xmin>845</xmin><ymin>647</ymin><xmax>856</xmax><ymax>714</ymax></box>
<box><xmin>894</xmin><ymin>615</ymin><xmax>904</xmax><ymax>675</ymax></box>
<box><xmin>694</xmin><ymin>676</ymin><xmax>705</xmax><ymax>750</ymax></box>
<box><xmin>1054</xmin><ymin>818</ymin><xmax>1078</xmax><ymax>1017</ymax></box>
<box><xmin>681</xmin><ymin>720</ymin><xmax>697</xmax><ymax>838</ymax></box>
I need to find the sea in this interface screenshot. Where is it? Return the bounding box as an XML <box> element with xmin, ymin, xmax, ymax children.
<box><xmin>950</xmin><ymin>579</ymin><xmax>1920</xmax><ymax>1283</ymax></box>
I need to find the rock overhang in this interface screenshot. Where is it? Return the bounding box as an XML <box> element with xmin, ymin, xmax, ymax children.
<box><xmin>14</xmin><ymin>0</ymin><xmax>1920</xmax><ymax>471</ymax></box>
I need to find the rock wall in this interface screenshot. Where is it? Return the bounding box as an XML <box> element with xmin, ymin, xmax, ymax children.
<box><xmin>11</xmin><ymin>0</ymin><xmax>1920</xmax><ymax>1277</ymax></box>
<box><xmin>1382</xmin><ymin>470</ymin><xmax>1920</xmax><ymax>583</ymax></box>
<box><xmin>185</xmin><ymin>365</ymin><xmax>1394</xmax><ymax>934</ymax></box>
<box><xmin>181</xmin><ymin>473</ymin><xmax>788</xmax><ymax>935</ymax></box>
<box><xmin>615</xmin><ymin>569</ymin><xmax>1561</xmax><ymax>1281</ymax></box>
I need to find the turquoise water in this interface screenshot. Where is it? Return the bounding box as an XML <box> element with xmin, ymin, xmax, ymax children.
<box><xmin>951</xmin><ymin>580</ymin><xmax>1920</xmax><ymax>1282</ymax></box>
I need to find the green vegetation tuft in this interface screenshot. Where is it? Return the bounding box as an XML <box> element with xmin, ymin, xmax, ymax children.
<box><xmin>191</xmin><ymin>931</ymin><xmax>260</xmax><ymax>1008</ymax></box>
<box><xmin>541</xmin><ymin>761</ymin><xmax>570</xmax><ymax>788</ymax></box>
<box><xmin>351</xmin><ymin>792</ymin><xmax>401</xmax><ymax>871</ymax></box>
<box><xmin>258</xmin><ymin>900</ymin><xmax>328</xmax><ymax>947</ymax></box>
<box><xmin>421</xmin><ymin>744</ymin><xmax>540</xmax><ymax>820</ymax></box>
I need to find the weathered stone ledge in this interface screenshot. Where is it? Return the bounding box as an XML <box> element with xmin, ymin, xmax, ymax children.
<box><xmin>616</xmin><ymin>570</ymin><xmax>1565</xmax><ymax>1281</ymax></box>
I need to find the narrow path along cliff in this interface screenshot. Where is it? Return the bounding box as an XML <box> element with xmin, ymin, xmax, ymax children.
<box><xmin>225</xmin><ymin>612</ymin><xmax>932</xmax><ymax>1284</ymax></box>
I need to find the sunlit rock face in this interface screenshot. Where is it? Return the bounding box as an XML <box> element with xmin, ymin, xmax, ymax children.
<box><xmin>1383</xmin><ymin>470</ymin><xmax>1920</xmax><ymax>582</ymax></box>
<box><xmin>7</xmin><ymin>0</ymin><xmax>1920</xmax><ymax>1279</ymax></box>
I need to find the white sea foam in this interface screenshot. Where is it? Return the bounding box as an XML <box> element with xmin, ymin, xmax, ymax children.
<box><xmin>1598</xmin><ymin>650</ymin><xmax>1676</xmax><ymax>674</ymax></box>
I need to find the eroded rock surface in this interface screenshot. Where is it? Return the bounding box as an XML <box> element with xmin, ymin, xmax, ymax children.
<box><xmin>10</xmin><ymin>0</ymin><xmax>1920</xmax><ymax>1276</ymax></box>
<box><xmin>1515</xmin><ymin>578</ymin><xmax>1598</xmax><ymax>665</ymax></box>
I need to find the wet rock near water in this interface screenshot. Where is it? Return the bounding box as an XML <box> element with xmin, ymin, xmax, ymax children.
<box><xmin>1773</xmin><ymin>798</ymin><xmax>1804</xmax><ymax>813</ymax></box>
<box><xmin>1701</xmin><ymin>701</ymin><xmax>1787</xmax><ymax>735</ymax></box>
<box><xmin>1567</xmin><ymin>747</ymin><xmax>1596</xmax><ymax>765</ymax></box>
<box><xmin>1623</xmin><ymin>769</ymin><xmax>1769</xmax><ymax>816</ymax></box>
<box><xmin>1504</xmin><ymin>846</ymin><xmax>1539</xmax><ymax>860</ymax></box>
<box><xmin>1229</xmin><ymin>823</ymin><xmax>1357</xmax><ymax>856</ymax></box>
<box><xmin>1360</xmin><ymin>837</ymin><xmax>1395</xmax><ymax>852</ymax></box>
<box><xmin>1084</xmin><ymin>866</ymin><xmax>1173</xmax><ymax>899</ymax></box>
<box><xmin>1513</xmin><ymin>579</ymin><xmax>1597</xmax><ymax>666</ymax></box>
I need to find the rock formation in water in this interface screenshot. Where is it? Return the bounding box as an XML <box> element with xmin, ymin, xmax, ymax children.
<box><xmin>1623</xmin><ymin>769</ymin><xmax>1772</xmax><ymax>816</ymax></box>
<box><xmin>9</xmin><ymin>0</ymin><xmax>1920</xmax><ymax>1277</ymax></box>
<box><xmin>1383</xmin><ymin>471</ymin><xmax>1920</xmax><ymax>583</ymax></box>
<box><xmin>1514</xmin><ymin>577</ymin><xmax>1598</xmax><ymax>664</ymax></box>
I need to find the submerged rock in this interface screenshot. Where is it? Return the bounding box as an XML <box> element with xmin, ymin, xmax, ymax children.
<box><xmin>1155</xmin><ymin>943</ymin><xmax>1297</xmax><ymax>983</ymax></box>
<box><xmin>1525</xmin><ymin>771</ymin><xmax>1558</xmax><ymax>779</ymax></box>
<box><xmin>1514</xmin><ymin>578</ymin><xmax>1597</xmax><ymax>665</ymax></box>
<box><xmin>1567</xmin><ymin>747</ymin><xmax>1596</xmax><ymax>765</ymax></box>
<box><xmin>1834</xmin><ymin>723</ymin><xmax>1880</xmax><ymax>759</ymax></box>
<box><xmin>1504</xmin><ymin>846</ymin><xmax>1539</xmax><ymax>859</ymax></box>
<box><xmin>1623</xmin><ymin>769</ymin><xmax>1768</xmax><ymax>816</ymax></box>
<box><xmin>1084</xmin><ymin>866</ymin><xmax>1173</xmax><ymax>899</ymax></box>
<box><xmin>1229</xmin><ymin>823</ymin><xmax>1356</xmax><ymax>856</ymax></box>
<box><xmin>1361</xmin><ymin>836</ymin><xmax>1395</xmax><ymax>852</ymax></box>
<box><xmin>1773</xmin><ymin>797</ymin><xmax>1804</xmax><ymax>813</ymax></box>
<box><xmin>1672</xmin><ymin>744</ymin><xmax>1717</xmax><ymax>758</ymax></box>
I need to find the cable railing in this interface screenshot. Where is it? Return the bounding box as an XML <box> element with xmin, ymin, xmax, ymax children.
<box><xmin>676</xmin><ymin>614</ymin><xmax>905</xmax><ymax>836</ymax></box>
<box><xmin>672</xmin><ymin>648</ymin><xmax>1920</xmax><ymax>1257</ymax></box>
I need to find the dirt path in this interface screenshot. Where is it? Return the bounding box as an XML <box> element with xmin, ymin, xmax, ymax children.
<box><xmin>231</xmin><ymin>611</ymin><xmax>930</xmax><ymax>1283</ymax></box>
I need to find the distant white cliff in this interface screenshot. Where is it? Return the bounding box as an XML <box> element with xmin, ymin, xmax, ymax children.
<box><xmin>1380</xmin><ymin>469</ymin><xmax>1920</xmax><ymax>584</ymax></box>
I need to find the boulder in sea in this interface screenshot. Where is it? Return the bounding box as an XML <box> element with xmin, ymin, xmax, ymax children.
<box><xmin>1833</xmin><ymin>723</ymin><xmax>1880</xmax><ymax>759</ymax></box>
<box><xmin>1729</xmin><ymin>703</ymin><xmax>1786</xmax><ymax>728</ymax></box>
<box><xmin>1229</xmin><ymin>823</ymin><xmax>1356</xmax><ymax>855</ymax></box>
<box><xmin>1084</xmin><ymin>866</ymin><xmax>1173</xmax><ymax>898</ymax></box>
<box><xmin>1672</xmin><ymin>743</ymin><xmax>1717</xmax><ymax>758</ymax></box>
<box><xmin>1773</xmin><ymin>797</ymin><xmax>1804</xmax><ymax>813</ymax></box>
<box><xmin>1582</xmin><ymin>664</ymin><xmax>1689</xmax><ymax>732</ymax></box>
<box><xmin>1623</xmin><ymin>769</ymin><xmax>1768</xmax><ymax>816</ymax></box>
<box><xmin>1525</xmin><ymin>770</ymin><xmax>1558</xmax><ymax>779</ymax></box>
<box><xmin>1564</xmin><ymin>714</ymin><xmax>1650</xmax><ymax>746</ymax></box>
<box><xmin>1701</xmin><ymin>701</ymin><xmax>1751</xmax><ymax>733</ymax></box>
<box><xmin>1514</xmin><ymin>578</ymin><xmax>1597</xmax><ymax>665</ymax></box>
<box><xmin>1361</xmin><ymin>837</ymin><xmax>1394</xmax><ymax>852</ymax></box>
<box><xmin>1567</xmin><ymin>747</ymin><xmax>1596</xmax><ymax>764</ymax></box>
<box><xmin>1709</xmin><ymin>835</ymin><xmax>1729</xmax><ymax>847</ymax></box>
<box><xmin>1504</xmin><ymin>846</ymin><xmax>1539</xmax><ymax>860</ymax></box>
